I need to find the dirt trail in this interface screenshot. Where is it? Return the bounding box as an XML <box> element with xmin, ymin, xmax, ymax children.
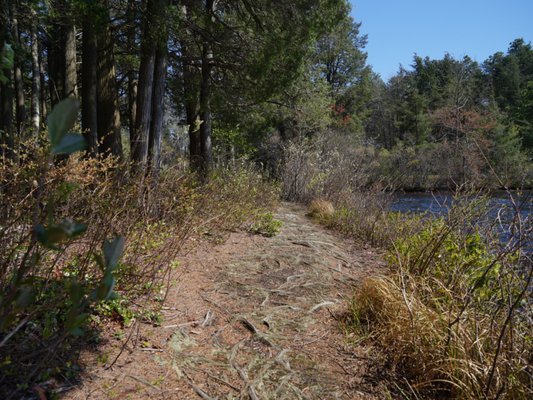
<box><xmin>67</xmin><ymin>203</ymin><xmax>385</xmax><ymax>399</ymax></box>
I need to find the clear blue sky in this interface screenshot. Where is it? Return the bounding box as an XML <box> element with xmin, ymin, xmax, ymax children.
<box><xmin>350</xmin><ymin>0</ymin><xmax>533</xmax><ymax>80</ymax></box>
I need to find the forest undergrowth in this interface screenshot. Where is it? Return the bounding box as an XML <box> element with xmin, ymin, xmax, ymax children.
<box><xmin>0</xmin><ymin>133</ymin><xmax>279</xmax><ymax>397</ymax></box>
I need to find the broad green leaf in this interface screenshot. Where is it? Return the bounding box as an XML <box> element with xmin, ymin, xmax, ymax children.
<box><xmin>15</xmin><ymin>286</ymin><xmax>35</xmax><ymax>309</ymax></box>
<box><xmin>47</xmin><ymin>98</ymin><xmax>80</xmax><ymax>147</ymax></box>
<box><xmin>94</xmin><ymin>279</ymin><xmax>115</xmax><ymax>301</ymax></box>
<box><xmin>65</xmin><ymin>308</ymin><xmax>77</xmax><ymax>328</ymax></box>
<box><xmin>43</xmin><ymin>226</ymin><xmax>67</xmax><ymax>243</ymax></box>
<box><xmin>68</xmin><ymin>279</ymin><xmax>84</xmax><ymax>304</ymax></box>
<box><xmin>72</xmin><ymin>313</ymin><xmax>89</xmax><ymax>328</ymax></box>
<box><xmin>61</xmin><ymin>219</ymin><xmax>87</xmax><ymax>237</ymax></box>
<box><xmin>34</xmin><ymin>225</ymin><xmax>66</xmax><ymax>249</ymax></box>
<box><xmin>34</xmin><ymin>220</ymin><xmax>86</xmax><ymax>249</ymax></box>
<box><xmin>94</xmin><ymin>253</ymin><xmax>106</xmax><ymax>273</ymax></box>
<box><xmin>52</xmin><ymin>133</ymin><xmax>86</xmax><ymax>155</ymax></box>
<box><xmin>68</xmin><ymin>327</ymin><xmax>84</xmax><ymax>337</ymax></box>
<box><xmin>33</xmin><ymin>224</ymin><xmax>46</xmax><ymax>242</ymax></box>
<box><xmin>107</xmin><ymin>291</ymin><xmax>120</xmax><ymax>300</ymax></box>
<box><xmin>103</xmin><ymin>273</ymin><xmax>115</xmax><ymax>287</ymax></box>
<box><xmin>104</xmin><ymin>277</ymin><xmax>116</xmax><ymax>300</ymax></box>
<box><xmin>103</xmin><ymin>236</ymin><xmax>125</xmax><ymax>271</ymax></box>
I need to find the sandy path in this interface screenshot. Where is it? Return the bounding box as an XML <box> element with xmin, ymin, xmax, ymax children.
<box><xmin>66</xmin><ymin>203</ymin><xmax>385</xmax><ymax>399</ymax></box>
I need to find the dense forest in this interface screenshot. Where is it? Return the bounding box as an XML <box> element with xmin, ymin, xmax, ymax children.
<box><xmin>1</xmin><ymin>0</ymin><xmax>531</xmax><ymax>188</ymax></box>
<box><xmin>0</xmin><ymin>1</ymin><xmax>532</xmax><ymax>399</ymax></box>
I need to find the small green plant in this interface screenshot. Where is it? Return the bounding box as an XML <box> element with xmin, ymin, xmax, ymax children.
<box><xmin>250</xmin><ymin>212</ymin><xmax>282</xmax><ymax>237</ymax></box>
<box><xmin>94</xmin><ymin>297</ymin><xmax>135</xmax><ymax>327</ymax></box>
<box><xmin>140</xmin><ymin>309</ymin><xmax>163</xmax><ymax>326</ymax></box>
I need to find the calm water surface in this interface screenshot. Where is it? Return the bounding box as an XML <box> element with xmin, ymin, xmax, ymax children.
<box><xmin>391</xmin><ymin>191</ymin><xmax>533</xmax><ymax>218</ymax></box>
<box><xmin>390</xmin><ymin>191</ymin><xmax>533</xmax><ymax>250</ymax></box>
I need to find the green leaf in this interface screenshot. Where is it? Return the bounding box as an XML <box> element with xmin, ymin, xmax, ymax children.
<box><xmin>15</xmin><ymin>286</ymin><xmax>35</xmax><ymax>309</ymax></box>
<box><xmin>60</xmin><ymin>219</ymin><xmax>87</xmax><ymax>237</ymax></box>
<box><xmin>68</xmin><ymin>327</ymin><xmax>84</xmax><ymax>337</ymax></box>
<box><xmin>94</xmin><ymin>253</ymin><xmax>106</xmax><ymax>273</ymax></box>
<box><xmin>103</xmin><ymin>236</ymin><xmax>125</xmax><ymax>271</ymax></box>
<box><xmin>103</xmin><ymin>274</ymin><xmax>115</xmax><ymax>288</ymax></box>
<box><xmin>47</xmin><ymin>98</ymin><xmax>80</xmax><ymax>147</ymax></box>
<box><xmin>34</xmin><ymin>225</ymin><xmax>66</xmax><ymax>249</ymax></box>
<box><xmin>52</xmin><ymin>133</ymin><xmax>86</xmax><ymax>155</ymax></box>
<box><xmin>34</xmin><ymin>220</ymin><xmax>86</xmax><ymax>249</ymax></box>
<box><xmin>72</xmin><ymin>313</ymin><xmax>89</xmax><ymax>328</ymax></box>
<box><xmin>107</xmin><ymin>291</ymin><xmax>120</xmax><ymax>300</ymax></box>
<box><xmin>68</xmin><ymin>279</ymin><xmax>84</xmax><ymax>304</ymax></box>
<box><xmin>33</xmin><ymin>224</ymin><xmax>46</xmax><ymax>243</ymax></box>
<box><xmin>94</xmin><ymin>279</ymin><xmax>115</xmax><ymax>301</ymax></box>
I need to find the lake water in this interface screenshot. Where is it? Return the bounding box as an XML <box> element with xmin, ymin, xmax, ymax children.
<box><xmin>391</xmin><ymin>191</ymin><xmax>533</xmax><ymax>217</ymax></box>
<box><xmin>390</xmin><ymin>191</ymin><xmax>533</xmax><ymax>251</ymax></box>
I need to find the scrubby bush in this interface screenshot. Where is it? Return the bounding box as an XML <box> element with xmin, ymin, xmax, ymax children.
<box><xmin>0</xmin><ymin>103</ymin><xmax>279</xmax><ymax>396</ymax></box>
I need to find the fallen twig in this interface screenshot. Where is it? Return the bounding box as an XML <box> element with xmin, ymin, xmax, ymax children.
<box><xmin>126</xmin><ymin>374</ymin><xmax>162</xmax><ymax>392</ymax></box>
<box><xmin>106</xmin><ymin>319</ymin><xmax>138</xmax><ymax>370</ymax></box>
<box><xmin>182</xmin><ymin>370</ymin><xmax>217</xmax><ymax>400</ymax></box>
<box><xmin>308</xmin><ymin>300</ymin><xmax>336</xmax><ymax>313</ymax></box>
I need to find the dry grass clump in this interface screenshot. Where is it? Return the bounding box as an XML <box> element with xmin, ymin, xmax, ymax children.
<box><xmin>353</xmin><ymin>270</ymin><xmax>532</xmax><ymax>399</ymax></box>
<box><xmin>307</xmin><ymin>198</ymin><xmax>335</xmax><ymax>221</ymax></box>
<box><xmin>347</xmin><ymin>196</ymin><xmax>533</xmax><ymax>399</ymax></box>
<box><xmin>352</xmin><ymin>277</ymin><xmax>448</xmax><ymax>388</ymax></box>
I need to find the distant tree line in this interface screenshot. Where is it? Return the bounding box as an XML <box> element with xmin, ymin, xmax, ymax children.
<box><xmin>361</xmin><ymin>39</ymin><xmax>533</xmax><ymax>188</ymax></box>
<box><xmin>256</xmin><ymin>34</ymin><xmax>533</xmax><ymax>190</ymax></box>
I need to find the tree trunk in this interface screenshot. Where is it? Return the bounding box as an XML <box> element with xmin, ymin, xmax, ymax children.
<box><xmin>39</xmin><ymin>39</ymin><xmax>48</xmax><ymax>119</ymax></box>
<box><xmin>30</xmin><ymin>9</ymin><xmax>41</xmax><ymax>135</ymax></box>
<box><xmin>132</xmin><ymin>0</ymin><xmax>156</xmax><ymax>166</ymax></box>
<box><xmin>132</xmin><ymin>44</ymin><xmax>155</xmax><ymax>165</ymax></box>
<box><xmin>186</xmin><ymin>84</ymin><xmax>202</xmax><ymax>171</ymax></box>
<box><xmin>48</xmin><ymin>1</ymin><xmax>65</xmax><ymax>106</ymax></box>
<box><xmin>0</xmin><ymin>78</ymin><xmax>14</xmax><ymax>159</ymax></box>
<box><xmin>0</xmin><ymin>1</ymin><xmax>14</xmax><ymax>158</ymax></box>
<box><xmin>187</xmin><ymin>108</ymin><xmax>202</xmax><ymax>170</ymax></box>
<box><xmin>10</xmin><ymin>0</ymin><xmax>25</xmax><ymax>136</ymax></box>
<box><xmin>199</xmin><ymin>41</ymin><xmax>213</xmax><ymax>173</ymax></box>
<box><xmin>183</xmin><ymin>57</ymin><xmax>201</xmax><ymax>171</ymax></box>
<box><xmin>128</xmin><ymin>76</ymin><xmax>138</xmax><ymax>148</ymax></box>
<box><xmin>181</xmin><ymin>2</ymin><xmax>202</xmax><ymax>171</ymax></box>
<box><xmin>81</xmin><ymin>17</ymin><xmax>98</xmax><ymax>153</ymax></box>
<box><xmin>127</xmin><ymin>0</ymin><xmax>138</xmax><ymax>147</ymax></box>
<box><xmin>148</xmin><ymin>49</ymin><xmax>167</xmax><ymax>171</ymax></box>
<box><xmin>64</xmin><ymin>22</ymin><xmax>77</xmax><ymax>98</ymax></box>
<box><xmin>96</xmin><ymin>6</ymin><xmax>123</xmax><ymax>158</ymax></box>
<box><xmin>133</xmin><ymin>0</ymin><xmax>169</xmax><ymax>168</ymax></box>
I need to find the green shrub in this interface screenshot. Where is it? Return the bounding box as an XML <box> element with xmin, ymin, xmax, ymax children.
<box><xmin>250</xmin><ymin>212</ymin><xmax>283</xmax><ymax>237</ymax></box>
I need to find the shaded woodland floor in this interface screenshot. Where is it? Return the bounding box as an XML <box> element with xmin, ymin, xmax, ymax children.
<box><xmin>63</xmin><ymin>203</ymin><xmax>387</xmax><ymax>399</ymax></box>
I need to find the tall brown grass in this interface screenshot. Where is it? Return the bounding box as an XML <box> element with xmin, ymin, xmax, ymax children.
<box><xmin>346</xmin><ymin>195</ymin><xmax>532</xmax><ymax>399</ymax></box>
